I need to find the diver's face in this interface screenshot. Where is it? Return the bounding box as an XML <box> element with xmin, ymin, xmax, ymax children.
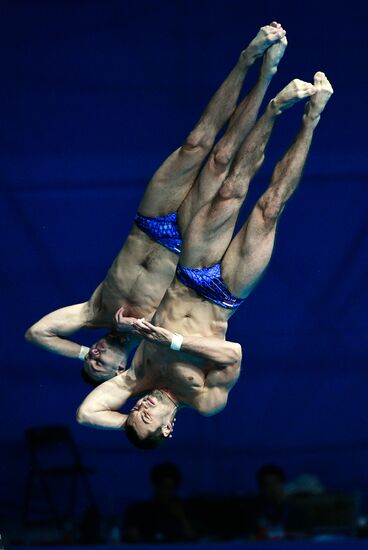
<box><xmin>128</xmin><ymin>390</ymin><xmax>175</xmax><ymax>438</ymax></box>
<box><xmin>84</xmin><ymin>336</ymin><xmax>127</xmax><ymax>382</ymax></box>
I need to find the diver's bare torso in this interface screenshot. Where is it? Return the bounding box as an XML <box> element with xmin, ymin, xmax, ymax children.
<box><xmin>87</xmin><ymin>225</ymin><xmax>178</xmax><ymax>326</ymax></box>
<box><xmin>129</xmin><ymin>277</ymin><xmax>241</xmax><ymax>411</ymax></box>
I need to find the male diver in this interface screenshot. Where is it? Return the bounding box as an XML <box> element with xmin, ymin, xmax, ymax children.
<box><xmin>76</xmin><ymin>73</ymin><xmax>333</xmax><ymax>448</ymax></box>
<box><xmin>25</xmin><ymin>23</ymin><xmax>287</xmax><ymax>384</ymax></box>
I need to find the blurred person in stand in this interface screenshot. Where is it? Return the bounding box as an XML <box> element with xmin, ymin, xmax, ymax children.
<box><xmin>247</xmin><ymin>464</ymin><xmax>290</xmax><ymax>540</ymax></box>
<box><xmin>123</xmin><ymin>462</ymin><xmax>197</xmax><ymax>543</ymax></box>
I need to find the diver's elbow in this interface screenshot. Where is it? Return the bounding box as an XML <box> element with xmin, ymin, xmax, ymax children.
<box><xmin>230</xmin><ymin>343</ymin><xmax>242</xmax><ymax>365</ymax></box>
<box><xmin>25</xmin><ymin>325</ymin><xmax>40</xmax><ymax>344</ymax></box>
<box><xmin>76</xmin><ymin>405</ymin><xmax>91</xmax><ymax>426</ymax></box>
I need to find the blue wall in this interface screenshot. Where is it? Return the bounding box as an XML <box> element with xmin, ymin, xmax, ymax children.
<box><xmin>2</xmin><ymin>0</ymin><xmax>368</xmax><ymax>515</ymax></box>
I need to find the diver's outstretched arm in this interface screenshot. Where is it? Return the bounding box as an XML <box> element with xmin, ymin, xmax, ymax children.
<box><xmin>25</xmin><ymin>302</ymin><xmax>94</xmax><ymax>360</ymax></box>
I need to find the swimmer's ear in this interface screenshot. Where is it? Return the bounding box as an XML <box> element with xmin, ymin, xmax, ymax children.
<box><xmin>161</xmin><ymin>423</ymin><xmax>173</xmax><ymax>439</ymax></box>
<box><xmin>117</xmin><ymin>361</ymin><xmax>126</xmax><ymax>374</ymax></box>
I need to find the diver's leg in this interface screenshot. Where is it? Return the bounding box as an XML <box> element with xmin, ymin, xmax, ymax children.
<box><xmin>178</xmin><ymin>33</ymin><xmax>288</xmax><ymax>232</ymax></box>
<box><xmin>179</xmin><ymin>78</ymin><xmax>317</xmax><ymax>269</ymax></box>
<box><xmin>138</xmin><ymin>23</ymin><xmax>286</xmax><ymax>217</ymax></box>
<box><xmin>221</xmin><ymin>72</ymin><xmax>334</xmax><ymax>298</ymax></box>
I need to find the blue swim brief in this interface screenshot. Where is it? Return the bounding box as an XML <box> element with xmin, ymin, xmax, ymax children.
<box><xmin>135</xmin><ymin>212</ymin><xmax>182</xmax><ymax>254</ymax></box>
<box><xmin>176</xmin><ymin>262</ymin><xmax>245</xmax><ymax>310</ymax></box>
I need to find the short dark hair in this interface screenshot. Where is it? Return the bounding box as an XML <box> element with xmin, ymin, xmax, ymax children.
<box><xmin>125</xmin><ymin>422</ymin><xmax>166</xmax><ymax>451</ymax></box>
<box><xmin>257</xmin><ymin>464</ymin><xmax>286</xmax><ymax>485</ymax></box>
<box><xmin>80</xmin><ymin>366</ymin><xmax>103</xmax><ymax>388</ymax></box>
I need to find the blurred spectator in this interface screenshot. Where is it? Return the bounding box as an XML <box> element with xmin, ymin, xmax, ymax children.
<box><xmin>247</xmin><ymin>463</ymin><xmax>290</xmax><ymax>540</ymax></box>
<box><xmin>244</xmin><ymin>464</ymin><xmax>327</xmax><ymax>540</ymax></box>
<box><xmin>123</xmin><ymin>462</ymin><xmax>197</xmax><ymax>543</ymax></box>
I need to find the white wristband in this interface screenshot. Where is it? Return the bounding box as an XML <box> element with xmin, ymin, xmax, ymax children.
<box><xmin>78</xmin><ymin>345</ymin><xmax>90</xmax><ymax>361</ymax></box>
<box><xmin>170</xmin><ymin>333</ymin><xmax>183</xmax><ymax>351</ymax></box>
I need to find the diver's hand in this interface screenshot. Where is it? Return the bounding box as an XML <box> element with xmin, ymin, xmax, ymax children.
<box><xmin>131</xmin><ymin>318</ymin><xmax>173</xmax><ymax>347</ymax></box>
<box><xmin>114</xmin><ymin>307</ymin><xmax>139</xmax><ymax>333</ymax></box>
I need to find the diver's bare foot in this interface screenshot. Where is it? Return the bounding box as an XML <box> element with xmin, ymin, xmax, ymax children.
<box><xmin>270</xmin><ymin>79</ymin><xmax>316</xmax><ymax>115</ymax></box>
<box><xmin>243</xmin><ymin>22</ymin><xmax>286</xmax><ymax>64</ymax></box>
<box><xmin>261</xmin><ymin>35</ymin><xmax>288</xmax><ymax>76</ymax></box>
<box><xmin>304</xmin><ymin>71</ymin><xmax>333</xmax><ymax>126</ymax></box>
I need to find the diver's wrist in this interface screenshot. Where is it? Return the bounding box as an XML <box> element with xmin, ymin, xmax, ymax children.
<box><xmin>78</xmin><ymin>345</ymin><xmax>90</xmax><ymax>361</ymax></box>
<box><xmin>170</xmin><ymin>333</ymin><xmax>183</xmax><ymax>351</ymax></box>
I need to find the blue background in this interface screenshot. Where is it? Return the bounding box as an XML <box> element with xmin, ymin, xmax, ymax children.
<box><xmin>1</xmin><ymin>0</ymin><xmax>368</xmax><ymax>518</ymax></box>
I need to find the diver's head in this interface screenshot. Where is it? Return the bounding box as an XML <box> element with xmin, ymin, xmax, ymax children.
<box><xmin>124</xmin><ymin>389</ymin><xmax>178</xmax><ymax>450</ymax></box>
<box><xmin>82</xmin><ymin>332</ymin><xmax>133</xmax><ymax>385</ymax></box>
